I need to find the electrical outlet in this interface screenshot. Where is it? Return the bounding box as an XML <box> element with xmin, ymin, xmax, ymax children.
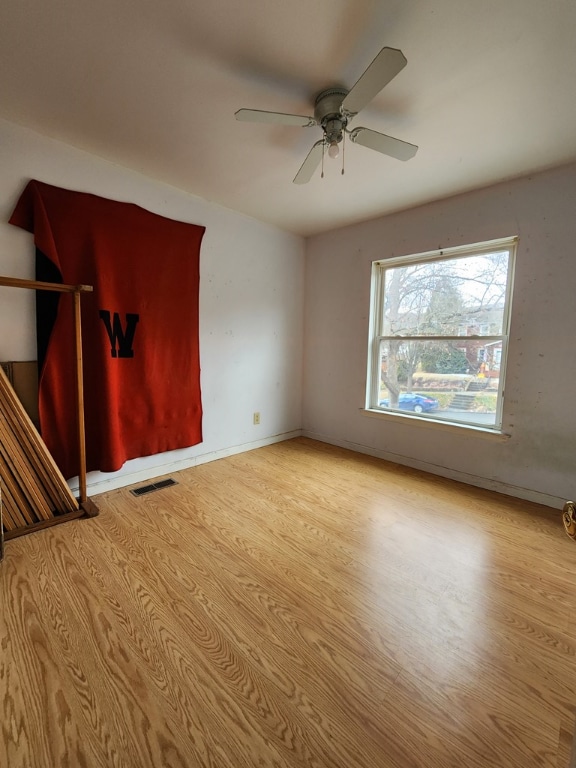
<box><xmin>253</xmin><ymin>412</ymin><xmax>260</xmax><ymax>425</ymax></box>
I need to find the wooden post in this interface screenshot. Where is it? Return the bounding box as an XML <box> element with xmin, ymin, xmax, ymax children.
<box><xmin>73</xmin><ymin>290</ymin><xmax>88</xmax><ymax>504</ymax></box>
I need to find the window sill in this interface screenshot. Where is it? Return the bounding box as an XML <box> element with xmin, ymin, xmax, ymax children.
<box><xmin>361</xmin><ymin>408</ymin><xmax>511</xmax><ymax>441</ymax></box>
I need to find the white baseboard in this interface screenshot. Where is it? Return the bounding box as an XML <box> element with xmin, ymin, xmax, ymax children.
<box><xmin>71</xmin><ymin>430</ymin><xmax>302</xmax><ymax>496</ymax></box>
<box><xmin>302</xmin><ymin>430</ymin><xmax>564</xmax><ymax>510</ymax></box>
<box><xmin>73</xmin><ymin>426</ymin><xmax>564</xmax><ymax>510</ymax></box>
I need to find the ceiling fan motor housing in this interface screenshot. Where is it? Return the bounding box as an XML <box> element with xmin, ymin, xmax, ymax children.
<box><xmin>314</xmin><ymin>87</ymin><xmax>348</xmax><ymax>144</ymax></box>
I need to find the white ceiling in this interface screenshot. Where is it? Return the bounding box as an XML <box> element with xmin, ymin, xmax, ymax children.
<box><xmin>1</xmin><ymin>0</ymin><xmax>575</xmax><ymax>236</ymax></box>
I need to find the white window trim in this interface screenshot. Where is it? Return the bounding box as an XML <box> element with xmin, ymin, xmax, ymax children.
<box><xmin>365</xmin><ymin>236</ymin><xmax>517</xmax><ymax>435</ymax></box>
<box><xmin>360</xmin><ymin>406</ymin><xmax>511</xmax><ymax>440</ymax></box>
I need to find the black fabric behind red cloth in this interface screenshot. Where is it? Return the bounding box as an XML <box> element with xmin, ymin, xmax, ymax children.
<box><xmin>10</xmin><ymin>180</ymin><xmax>205</xmax><ymax>479</ymax></box>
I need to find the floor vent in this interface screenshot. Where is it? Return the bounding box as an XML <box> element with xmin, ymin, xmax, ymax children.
<box><xmin>131</xmin><ymin>478</ymin><xmax>177</xmax><ymax>497</ymax></box>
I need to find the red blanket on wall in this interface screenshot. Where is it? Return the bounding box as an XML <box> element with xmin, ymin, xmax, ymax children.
<box><xmin>10</xmin><ymin>180</ymin><xmax>205</xmax><ymax>479</ymax></box>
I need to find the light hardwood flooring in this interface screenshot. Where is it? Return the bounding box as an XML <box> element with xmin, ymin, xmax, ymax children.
<box><xmin>1</xmin><ymin>437</ymin><xmax>575</xmax><ymax>768</ymax></box>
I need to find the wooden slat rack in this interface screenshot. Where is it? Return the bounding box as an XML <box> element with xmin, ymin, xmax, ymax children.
<box><xmin>0</xmin><ymin>274</ymin><xmax>98</xmax><ymax>546</ymax></box>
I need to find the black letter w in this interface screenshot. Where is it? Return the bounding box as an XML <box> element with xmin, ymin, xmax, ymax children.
<box><xmin>99</xmin><ymin>310</ymin><xmax>139</xmax><ymax>358</ymax></box>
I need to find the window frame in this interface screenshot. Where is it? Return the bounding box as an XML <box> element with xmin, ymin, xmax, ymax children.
<box><xmin>366</xmin><ymin>236</ymin><xmax>517</xmax><ymax>433</ymax></box>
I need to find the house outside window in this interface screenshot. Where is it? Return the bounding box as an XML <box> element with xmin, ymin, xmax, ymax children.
<box><xmin>366</xmin><ymin>237</ymin><xmax>516</xmax><ymax>430</ymax></box>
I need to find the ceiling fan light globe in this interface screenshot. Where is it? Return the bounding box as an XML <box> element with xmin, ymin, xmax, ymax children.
<box><xmin>328</xmin><ymin>141</ymin><xmax>340</xmax><ymax>159</ymax></box>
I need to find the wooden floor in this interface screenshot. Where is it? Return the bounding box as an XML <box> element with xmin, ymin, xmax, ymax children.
<box><xmin>1</xmin><ymin>437</ymin><xmax>575</xmax><ymax>768</ymax></box>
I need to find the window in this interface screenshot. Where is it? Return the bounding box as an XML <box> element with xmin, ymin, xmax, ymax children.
<box><xmin>366</xmin><ymin>237</ymin><xmax>516</xmax><ymax>431</ymax></box>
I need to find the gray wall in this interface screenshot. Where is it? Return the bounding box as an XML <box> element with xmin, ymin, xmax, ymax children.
<box><xmin>303</xmin><ymin>163</ymin><xmax>576</xmax><ymax>506</ymax></box>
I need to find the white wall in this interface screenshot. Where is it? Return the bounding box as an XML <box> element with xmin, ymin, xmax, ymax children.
<box><xmin>0</xmin><ymin>118</ymin><xmax>305</xmax><ymax>493</ymax></box>
<box><xmin>303</xmin><ymin>163</ymin><xmax>576</xmax><ymax>507</ymax></box>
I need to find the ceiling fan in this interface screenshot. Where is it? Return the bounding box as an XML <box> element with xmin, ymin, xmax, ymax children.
<box><xmin>235</xmin><ymin>46</ymin><xmax>418</xmax><ymax>184</ymax></box>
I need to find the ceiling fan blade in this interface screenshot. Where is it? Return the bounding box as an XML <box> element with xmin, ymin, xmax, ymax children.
<box><xmin>235</xmin><ymin>109</ymin><xmax>316</xmax><ymax>127</ymax></box>
<box><xmin>342</xmin><ymin>47</ymin><xmax>407</xmax><ymax>115</ymax></box>
<box><xmin>293</xmin><ymin>140</ymin><xmax>325</xmax><ymax>184</ymax></box>
<box><xmin>349</xmin><ymin>127</ymin><xmax>418</xmax><ymax>161</ymax></box>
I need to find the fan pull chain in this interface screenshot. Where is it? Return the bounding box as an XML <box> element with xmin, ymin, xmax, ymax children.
<box><xmin>341</xmin><ymin>132</ymin><xmax>345</xmax><ymax>175</ymax></box>
<box><xmin>321</xmin><ymin>140</ymin><xmax>325</xmax><ymax>179</ymax></box>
